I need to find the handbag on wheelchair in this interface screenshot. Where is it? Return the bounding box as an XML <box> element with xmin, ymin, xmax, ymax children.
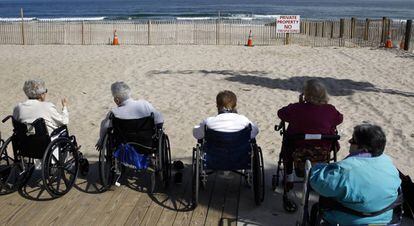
<box><xmin>113</xmin><ymin>143</ymin><xmax>149</xmax><ymax>170</ymax></box>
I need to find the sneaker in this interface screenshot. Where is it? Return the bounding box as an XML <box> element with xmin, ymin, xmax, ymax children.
<box><xmin>174</xmin><ymin>172</ymin><xmax>183</xmax><ymax>184</ymax></box>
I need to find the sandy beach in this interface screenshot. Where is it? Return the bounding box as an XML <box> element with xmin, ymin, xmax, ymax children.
<box><xmin>1</xmin><ymin>45</ymin><xmax>413</xmax><ymax>174</ymax></box>
<box><xmin>0</xmin><ymin>45</ymin><xmax>413</xmax><ymax>225</ymax></box>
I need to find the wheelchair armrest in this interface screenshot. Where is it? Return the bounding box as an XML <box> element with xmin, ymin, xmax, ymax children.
<box><xmin>50</xmin><ymin>125</ymin><xmax>69</xmax><ymax>137</ymax></box>
<box><xmin>2</xmin><ymin>115</ymin><xmax>12</xmax><ymax>123</ymax></box>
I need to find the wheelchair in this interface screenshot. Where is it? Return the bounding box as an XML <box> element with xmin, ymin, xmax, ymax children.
<box><xmin>98</xmin><ymin>113</ymin><xmax>171</xmax><ymax>193</ymax></box>
<box><xmin>0</xmin><ymin>115</ymin><xmax>89</xmax><ymax>197</ymax></box>
<box><xmin>296</xmin><ymin>160</ymin><xmax>404</xmax><ymax>226</ymax></box>
<box><xmin>272</xmin><ymin>121</ymin><xmax>340</xmax><ymax>212</ymax></box>
<box><xmin>191</xmin><ymin>125</ymin><xmax>265</xmax><ymax>207</ymax></box>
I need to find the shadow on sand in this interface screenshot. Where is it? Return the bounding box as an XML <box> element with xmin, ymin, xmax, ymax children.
<box><xmin>147</xmin><ymin>70</ymin><xmax>414</xmax><ymax>98</ymax></box>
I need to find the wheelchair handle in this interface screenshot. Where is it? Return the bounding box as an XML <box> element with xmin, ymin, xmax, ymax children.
<box><xmin>2</xmin><ymin>115</ymin><xmax>12</xmax><ymax>123</ymax></box>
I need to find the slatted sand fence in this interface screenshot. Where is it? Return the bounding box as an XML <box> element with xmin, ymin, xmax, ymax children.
<box><xmin>0</xmin><ymin>18</ymin><xmax>412</xmax><ymax>51</ymax></box>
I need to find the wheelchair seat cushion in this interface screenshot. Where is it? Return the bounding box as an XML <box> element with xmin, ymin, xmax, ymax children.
<box><xmin>292</xmin><ymin>145</ymin><xmax>330</xmax><ymax>177</ymax></box>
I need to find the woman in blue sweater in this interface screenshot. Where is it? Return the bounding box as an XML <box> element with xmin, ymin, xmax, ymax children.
<box><xmin>310</xmin><ymin>124</ymin><xmax>401</xmax><ymax>225</ymax></box>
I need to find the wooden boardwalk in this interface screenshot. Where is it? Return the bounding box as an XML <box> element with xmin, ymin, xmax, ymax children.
<box><xmin>1</xmin><ymin>161</ymin><xmax>412</xmax><ymax>226</ymax></box>
<box><xmin>0</xmin><ymin>162</ymin><xmax>266</xmax><ymax>226</ymax></box>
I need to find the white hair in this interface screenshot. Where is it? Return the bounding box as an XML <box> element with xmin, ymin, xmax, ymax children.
<box><xmin>111</xmin><ymin>81</ymin><xmax>131</xmax><ymax>102</ymax></box>
<box><xmin>23</xmin><ymin>79</ymin><xmax>47</xmax><ymax>99</ymax></box>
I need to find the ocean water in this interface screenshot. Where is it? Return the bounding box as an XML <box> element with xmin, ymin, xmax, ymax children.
<box><xmin>0</xmin><ymin>0</ymin><xmax>413</xmax><ymax>21</ymax></box>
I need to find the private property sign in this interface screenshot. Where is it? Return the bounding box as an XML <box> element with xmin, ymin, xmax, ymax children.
<box><xmin>276</xmin><ymin>15</ymin><xmax>300</xmax><ymax>33</ymax></box>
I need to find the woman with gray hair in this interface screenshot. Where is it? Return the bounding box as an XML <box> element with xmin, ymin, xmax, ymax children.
<box><xmin>13</xmin><ymin>79</ymin><xmax>68</xmax><ymax>134</ymax></box>
<box><xmin>277</xmin><ymin>79</ymin><xmax>343</xmax><ymax>209</ymax></box>
<box><xmin>96</xmin><ymin>81</ymin><xmax>163</xmax><ymax>150</ymax></box>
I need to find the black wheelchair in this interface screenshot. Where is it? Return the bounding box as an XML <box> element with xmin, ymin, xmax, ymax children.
<box><xmin>296</xmin><ymin>160</ymin><xmax>404</xmax><ymax>226</ymax></box>
<box><xmin>0</xmin><ymin>116</ymin><xmax>89</xmax><ymax>197</ymax></box>
<box><xmin>272</xmin><ymin>121</ymin><xmax>340</xmax><ymax>212</ymax></box>
<box><xmin>98</xmin><ymin>114</ymin><xmax>171</xmax><ymax>193</ymax></box>
<box><xmin>191</xmin><ymin>125</ymin><xmax>265</xmax><ymax>207</ymax></box>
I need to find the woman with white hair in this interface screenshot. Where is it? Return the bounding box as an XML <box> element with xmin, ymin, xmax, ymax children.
<box><xmin>96</xmin><ymin>81</ymin><xmax>163</xmax><ymax>150</ymax></box>
<box><xmin>13</xmin><ymin>79</ymin><xmax>68</xmax><ymax>134</ymax></box>
<box><xmin>277</xmin><ymin>79</ymin><xmax>343</xmax><ymax>211</ymax></box>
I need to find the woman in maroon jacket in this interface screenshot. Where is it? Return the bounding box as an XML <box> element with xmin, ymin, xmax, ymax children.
<box><xmin>277</xmin><ymin>79</ymin><xmax>343</xmax><ymax>210</ymax></box>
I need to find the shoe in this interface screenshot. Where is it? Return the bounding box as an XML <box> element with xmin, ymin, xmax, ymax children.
<box><xmin>174</xmin><ymin>172</ymin><xmax>183</xmax><ymax>184</ymax></box>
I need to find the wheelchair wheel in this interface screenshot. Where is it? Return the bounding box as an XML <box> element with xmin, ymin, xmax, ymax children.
<box><xmin>42</xmin><ymin>137</ymin><xmax>79</xmax><ymax>197</ymax></box>
<box><xmin>159</xmin><ymin>133</ymin><xmax>171</xmax><ymax>188</ymax></box>
<box><xmin>191</xmin><ymin>147</ymin><xmax>200</xmax><ymax>207</ymax></box>
<box><xmin>98</xmin><ymin>135</ymin><xmax>115</xmax><ymax>190</ymax></box>
<box><xmin>0</xmin><ymin>137</ymin><xmax>34</xmax><ymax>194</ymax></box>
<box><xmin>252</xmin><ymin>145</ymin><xmax>265</xmax><ymax>205</ymax></box>
<box><xmin>0</xmin><ymin>137</ymin><xmax>18</xmax><ymax>194</ymax></box>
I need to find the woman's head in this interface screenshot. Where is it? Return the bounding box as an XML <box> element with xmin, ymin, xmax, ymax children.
<box><xmin>111</xmin><ymin>81</ymin><xmax>131</xmax><ymax>105</ymax></box>
<box><xmin>349</xmin><ymin>123</ymin><xmax>386</xmax><ymax>157</ymax></box>
<box><xmin>216</xmin><ymin>90</ymin><xmax>237</xmax><ymax>113</ymax></box>
<box><xmin>303</xmin><ymin>79</ymin><xmax>329</xmax><ymax>105</ymax></box>
<box><xmin>23</xmin><ymin>79</ymin><xmax>47</xmax><ymax>101</ymax></box>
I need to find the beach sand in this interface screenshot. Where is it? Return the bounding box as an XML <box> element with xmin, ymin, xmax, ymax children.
<box><xmin>0</xmin><ymin>45</ymin><xmax>413</xmax><ymax>224</ymax></box>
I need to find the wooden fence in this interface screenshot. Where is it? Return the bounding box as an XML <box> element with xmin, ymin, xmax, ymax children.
<box><xmin>0</xmin><ymin>18</ymin><xmax>413</xmax><ymax>51</ymax></box>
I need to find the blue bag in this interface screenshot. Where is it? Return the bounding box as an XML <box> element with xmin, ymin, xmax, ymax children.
<box><xmin>113</xmin><ymin>144</ymin><xmax>149</xmax><ymax>170</ymax></box>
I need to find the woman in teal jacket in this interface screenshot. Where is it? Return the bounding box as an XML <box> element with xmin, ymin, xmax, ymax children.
<box><xmin>310</xmin><ymin>124</ymin><xmax>401</xmax><ymax>225</ymax></box>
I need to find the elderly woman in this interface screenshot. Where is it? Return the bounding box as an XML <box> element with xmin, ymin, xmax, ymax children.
<box><xmin>310</xmin><ymin>124</ymin><xmax>401</xmax><ymax>225</ymax></box>
<box><xmin>96</xmin><ymin>81</ymin><xmax>163</xmax><ymax>150</ymax></box>
<box><xmin>277</xmin><ymin>79</ymin><xmax>343</xmax><ymax>208</ymax></box>
<box><xmin>13</xmin><ymin>79</ymin><xmax>68</xmax><ymax>134</ymax></box>
<box><xmin>193</xmin><ymin>90</ymin><xmax>258</xmax><ymax>140</ymax></box>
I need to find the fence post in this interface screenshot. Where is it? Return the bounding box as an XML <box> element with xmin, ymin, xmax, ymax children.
<box><xmin>20</xmin><ymin>8</ymin><xmax>25</xmax><ymax>45</ymax></box>
<box><xmin>330</xmin><ymin>21</ymin><xmax>334</xmax><ymax>39</ymax></box>
<box><xmin>364</xmin><ymin>18</ymin><xmax>370</xmax><ymax>41</ymax></box>
<box><xmin>216</xmin><ymin>19</ymin><xmax>220</xmax><ymax>45</ymax></box>
<box><xmin>321</xmin><ymin>22</ymin><xmax>325</xmax><ymax>38</ymax></box>
<box><xmin>81</xmin><ymin>21</ymin><xmax>84</xmax><ymax>45</ymax></box>
<box><xmin>339</xmin><ymin>18</ymin><xmax>345</xmax><ymax>46</ymax></box>
<box><xmin>315</xmin><ymin>22</ymin><xmax>319</xmax><ymax>37</ymax></box>
<box><xmin>285</xmin><ymin>33</ymin><xmax>290</xmax><ymax>45</ymax></box>
<box><xmin>381</xmin><ymin>17</ymin><xmax>387</xmax><ymax>43</ymax></box>
<box><xmin>350</xmin><ymin>17</ymin><xmax>356</xmax><ymax>39</ymax></box>
<box><xmin>404</xmin><ymin>20</ymin><xmax>412</xmax><ymax>51</ymax></box>
<box><xmin>147</xmin><ymin>20</ymin><xmax>151</xmax><ymax>45</ymax></box>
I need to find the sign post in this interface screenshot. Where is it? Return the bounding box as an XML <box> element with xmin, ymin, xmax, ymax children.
<box><xmin>276</xmin><ymin>15</ymin><xmax>300</xmax><ymax>45</ymax></box>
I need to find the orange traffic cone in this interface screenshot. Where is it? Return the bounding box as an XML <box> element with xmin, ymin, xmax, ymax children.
<box><xmin>246</xmin><ymin>30</ymin><xmax>253</xmax><ymax>47</ymax></box>
<box><xmin>112</xmin><ymin>30</ymin><xmax>119</xmax><ymax>45</ymax></box>
<box><xmin>385</xmin><ymin>32</ymin><xmax>393</xmax><ymax>48</ymax></box>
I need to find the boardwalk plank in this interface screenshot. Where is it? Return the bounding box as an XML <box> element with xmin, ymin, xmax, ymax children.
<box><xmin>220</xmin><ymin>174</ymin><xmax>241</xmax><ymax>226</ymax></box>
<box><xmin>188</xmin><ymin>173</ymin><xmax>217</xmax><ymax>226</ymax></box>
<box><xmin>204</xmin><ymin>174</ymin><xmax>229</xmax><ymax>226</ymax></box>
<box><xmin>157</xmin><ymin>167</ymin><xmax>192</xmax><ymax>226</ymax></box>
<box><xmin>171</xmin><ymin>174</ymin><xmax>194</xmax><ymax>226</ymax></box>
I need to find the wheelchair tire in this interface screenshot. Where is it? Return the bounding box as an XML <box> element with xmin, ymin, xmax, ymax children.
<box><xmin>253</xmin><ymin>145</ymin><xmax>265</xmax><ymax>205</ymax></box>
<box><xmin>0</xmin><ymin>137</ymin><xmax>22</xmax><ymax>195</ymax></box>
<box><xmin>192</xmin><ymin>147</ymin><xmax>200</xmax><ymax>207</ymax></box>
<box><xmin>160</xmin><ymin>134</ymin><xmax>171</xmax><ymax>189</ymax></box>
<box><xmin>42</xmin><ymin>137</ymin><xmax>79</xmax><ymax>197</ymax></box>
<box><xmin>98</xmin><ymin>135</ymin><xmax>115</xmax><ymax>191</ymax></box>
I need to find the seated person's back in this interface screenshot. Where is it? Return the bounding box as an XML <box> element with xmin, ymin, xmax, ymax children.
<box><xmin>13</xmin><ymin>79</ymin><xmax>68</xmax><ymax>135</ymax></box>
<box><xmin>96</xmin><ymin>81</ymin><xmax>163</xmax><ymax>149</ymax></box>
<box><xmin>310</xmin><ymin>124</ymin><xmax>401</xmax><ymax>225</ymax></box>
<box><xmin>193</xmin><ymin>90</ymin><xmax>258</xmax><ymax>140</ymax></box>
<box><xmin>277</xmin><ymin>79</ymin><xmax>343</xmax><ymax>136</ymax></box>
